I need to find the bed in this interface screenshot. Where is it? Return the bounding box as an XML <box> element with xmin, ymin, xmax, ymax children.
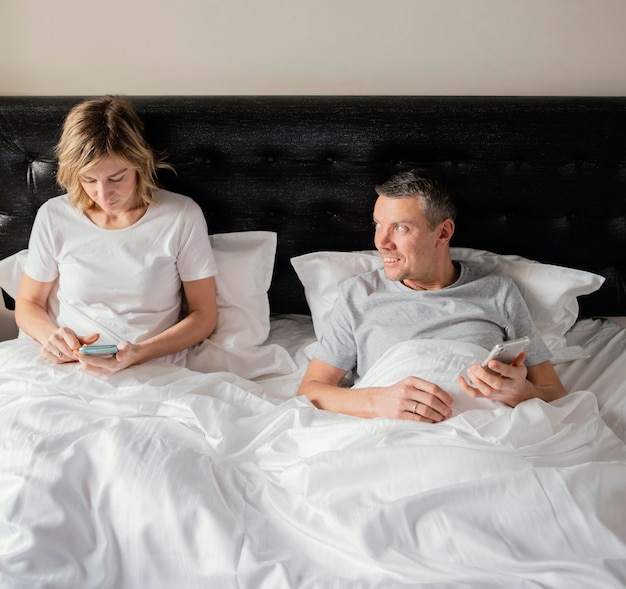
<box><xmin>0</xmin><ymin>96</ymin><xmax>625</xmax><ymax>588</ymax></box>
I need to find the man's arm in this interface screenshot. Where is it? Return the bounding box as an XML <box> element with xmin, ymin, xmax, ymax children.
<box><xmin>297</xmin><ymin>357</ymin><xmax>454</xmax><ymax>422</ymax></box>
<box><xmin>525</xmin><ymin>362</ymin><xmax>568</xmax><ymax>402</ymax></box>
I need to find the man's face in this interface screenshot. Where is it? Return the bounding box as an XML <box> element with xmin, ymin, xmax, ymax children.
<box><xmin>373</xmin><ymin>195</ymin><xmax>448</xmax><ymax>290</ymax></box>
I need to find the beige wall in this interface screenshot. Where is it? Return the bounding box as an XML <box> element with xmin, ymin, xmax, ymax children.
<box><xmin>2</xmin><ymin>0</ymin><xmax>626</xmax><ymax>96</ymax></box>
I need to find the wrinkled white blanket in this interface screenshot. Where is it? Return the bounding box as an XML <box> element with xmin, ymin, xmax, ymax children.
<box><xmin>1</xmin><ymin>337</ymin><xmax>625</xmax><ymax>588</ymax></box>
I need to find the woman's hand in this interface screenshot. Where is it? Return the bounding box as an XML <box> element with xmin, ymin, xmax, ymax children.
<box><xmin>43</xmin><ymin>328</ymin><xmax>99</xmax><ymax>364</ymax></box>
<box><xmin>73</xmin><ymin>340</ymin><xmax>139</xmax><ymax>376</ymax></box>
<box><xmin>17</xmin><ymin>275</ymin><xmax>99</xmax><ymax>364</ymax></box>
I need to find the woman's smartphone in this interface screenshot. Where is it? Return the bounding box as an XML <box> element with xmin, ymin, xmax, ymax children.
<box><xmin>78</xmin><ymin>344</ymin><xmax>118</xmax><ymax>357</ymax></box>
<box><xmin>482</xmin><ymin>336</ymin><xmax>530</xmax><ymax>374</ymax></box>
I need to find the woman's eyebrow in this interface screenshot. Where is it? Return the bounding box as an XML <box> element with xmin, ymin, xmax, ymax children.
<box><xmin>81</xmin><ymin>168</ymin><xmax>128</xmax><ymax>180</ymax></box>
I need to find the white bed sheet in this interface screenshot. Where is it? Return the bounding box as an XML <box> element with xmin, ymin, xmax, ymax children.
<box><xmin>557</xmin><ymin>317</ymin><xmax>626</xmax><ymax>443</ymax></box>
<box><xmin>0</xmin><ymin>316</ymin><xmax>625</xmax><ymax>588</ymax></box>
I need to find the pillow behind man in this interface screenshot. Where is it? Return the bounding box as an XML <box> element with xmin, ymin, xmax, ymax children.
<box><xmin>291</xmin><ymin>247</ymin><xmax>604</xmax><ymax>363</ymax></box>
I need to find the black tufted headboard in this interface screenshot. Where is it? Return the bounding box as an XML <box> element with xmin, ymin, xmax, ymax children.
<box><xmin>1</xmin><ymin>96</ymin><xmax>625</xmax><ymax>317</ymax></box>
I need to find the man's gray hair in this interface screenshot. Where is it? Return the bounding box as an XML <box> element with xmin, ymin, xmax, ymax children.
<box><xmin>375</xmin><ymin>169</ymin><xmax>457</xmax><ymax>229</ymax></box>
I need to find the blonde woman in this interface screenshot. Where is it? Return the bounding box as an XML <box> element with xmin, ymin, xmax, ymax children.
<box><xmin>15</xmin><ymin>95</ymin><xmax>217</xmax><ymax>375</ymax></box>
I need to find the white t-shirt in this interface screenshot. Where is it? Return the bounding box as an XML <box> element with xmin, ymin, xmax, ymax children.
<box><xmin>24</xmin><ymin>190</ymin><xmax>217</xmax><ymax>364</ymax></box>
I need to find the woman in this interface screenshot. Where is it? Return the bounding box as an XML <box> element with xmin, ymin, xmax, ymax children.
<box><xmin>15</xmin><ymin>95</ymin><xmax>218</xmax><ymax>375</ymax></box>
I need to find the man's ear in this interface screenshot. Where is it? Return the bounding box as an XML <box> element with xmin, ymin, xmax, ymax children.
<box><xmin>437</xmin><ymin>218</ymin><xmax>455</xmax><ymax>245</ymax></box>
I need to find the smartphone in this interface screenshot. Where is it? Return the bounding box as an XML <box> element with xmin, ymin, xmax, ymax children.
<box><xmin>482</xmin><ymin>336</ymin><xmax>530</xmax><ymax>374</ymax></box>
<box><xmin>78</xmin><ymin>344</ymin><xmax>118</xmax><ymax>357</ymax></box>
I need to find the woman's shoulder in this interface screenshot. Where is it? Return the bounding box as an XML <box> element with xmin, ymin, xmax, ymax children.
<box><xmin>40</xmin><ymin>193</ymin><xmax>70</xmax><ymax>208</ymax></box>
<box><xmin>149</xmin><ymin>190</ymin><xmax>208</xmax><ymax>233</ymax></box>
<box><xmin>154</xmin><ymin>189</ymin><xmax>194</xmax><ymax>205</ymax></box>
<box><xmin>153</xmin><ymin>189</ymin><xmax>203</xmax><ymax>213</ymax></box>
<box><xmin>35</xmin><ymin>194</ymin><xmax>73</xmax><ymax>219</ymax></box>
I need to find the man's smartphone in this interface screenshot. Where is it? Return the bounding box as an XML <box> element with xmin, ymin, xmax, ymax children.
<box><xmin>482</xmin><ymin>336</ymin><xmax>530</xmax><ymax>374</ymax></box>
<box><xmin>78</xmin><ymin>344</ymin><xmax>118</xmax><ymax>357</ymax></box>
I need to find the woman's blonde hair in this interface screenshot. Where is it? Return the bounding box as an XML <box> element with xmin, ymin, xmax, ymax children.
<box><xmin>55</xmin><ymin>95</ymin><xmax>173</xmax><ymax>210</ymax></box>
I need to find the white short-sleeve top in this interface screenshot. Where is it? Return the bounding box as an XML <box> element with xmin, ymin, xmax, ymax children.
<box><xmin>24</xmin><ymin>190</ymin><xmax>217</xmax><ymax>363</ymax></box>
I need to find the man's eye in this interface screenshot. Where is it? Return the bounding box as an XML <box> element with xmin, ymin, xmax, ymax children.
<box><xmin>396</xmin><ymin>225</ymin><xmax>408</xmax><ymax>233</ymax></box>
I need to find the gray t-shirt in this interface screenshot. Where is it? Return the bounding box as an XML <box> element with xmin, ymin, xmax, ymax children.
<box><xmin>315</xmin><ymin>262</ymin><xmax>551</xmax><ymax>380</ymax></box>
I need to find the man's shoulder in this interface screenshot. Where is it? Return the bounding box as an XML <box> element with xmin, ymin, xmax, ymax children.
<box><xmin>456</xmin><ymin>261</ymin><xmax>521</xmax><ymax>303</ymax></box>
<box><xmin>339</xmin><ymin>267</ymin><xmax>389</xmax><ymax>294</ymax></box>
<box><xmin>458</xmin><ymin>260</ymin><xmax>513</xmax><ymax>284</ymax></box>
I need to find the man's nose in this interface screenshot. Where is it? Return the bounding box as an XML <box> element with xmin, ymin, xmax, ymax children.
<box><xmin>375</xmin><ymin>228</ymin><xmax>395</xmax><ymax>250</ymax></box>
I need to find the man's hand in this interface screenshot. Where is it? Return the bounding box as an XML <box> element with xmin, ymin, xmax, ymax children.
<box><xmin>457</xmin><ymin>352</ymin><xmax>533</xmax><ymax>406</ymax></box>
<box><xmin>457</xmin><ymin>351</ymin><xmax>567</xmax><ymax>406</ymax></box>
<box><xmin>297</xmin><ymin>358</ymin><xmax>454</xmax><ymax>421</ymax></box>
<box><xmin>363</xmin><ymin>376</ymin><xmax>455</xmax><ymax>422</ymax></box>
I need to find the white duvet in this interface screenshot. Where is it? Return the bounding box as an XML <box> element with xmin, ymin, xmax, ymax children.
<box><xmin>1</xmin><ymin>336</ymin><xmax>625</xmax><ymax>588</ymax></box>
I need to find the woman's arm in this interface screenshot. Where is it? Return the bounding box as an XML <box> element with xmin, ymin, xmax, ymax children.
<box><xmin>15</xmin><ymin>273</ymin><xmax>57</xmax><ymax>342</ymax></box>
<box><xmin>76</xmin><ymin>276</ymin><xmax>217</xmax><ymax>374</ymax></box>
<box><xmin>129</xmin><ymin>275</ymin><xmax>217</xmax><ymax>363</ymax></box>
<box><xmin>15</xmin><ymin>274</ymin><xmax>98</xmax><ymax>361</ymax></box>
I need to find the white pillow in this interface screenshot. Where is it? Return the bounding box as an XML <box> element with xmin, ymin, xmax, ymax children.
<box><xmin>0</xmin><ymin>249</ymin><xmax>28</xmax><ymax>299</ymax></box>
<box><xmin>0</xmin><ymin>232</ymin><xmax>296</xmax><ymax>379</ymax></box>
<box><xmin>209</xmin><ymin>231</ymin><xmax>275</xmax><ymax>347</ymax></box>
<box><xmin>290</xmin><ymin>248</ymin><xmax>605</xmax><ymax>363</ymax></box>
<box><xmin>188</xmin><ymin>231</ymin><xmax>296</xmax><ymax>378</ymax></box>
<box><xmin>450</xmin><ymin>247</ymin><xmax>604</xmax><ymax>360</ymax></box>
<box><xmin>291</xmin><ymin>250</ymin><xmax>382</xmax><ymax>340</ymax></box>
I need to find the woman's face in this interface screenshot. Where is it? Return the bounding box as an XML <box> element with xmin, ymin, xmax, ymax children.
<box><xmin>79</xmin><ymin>155</ymin><xmax>139</xmax><ymax>213</ymax></box>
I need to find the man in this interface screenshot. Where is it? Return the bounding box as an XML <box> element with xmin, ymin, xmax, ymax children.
<box><xmin>297</xmin><ymin>169</ymin><xmax>567</xmax><ymax>422</ymax></box>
